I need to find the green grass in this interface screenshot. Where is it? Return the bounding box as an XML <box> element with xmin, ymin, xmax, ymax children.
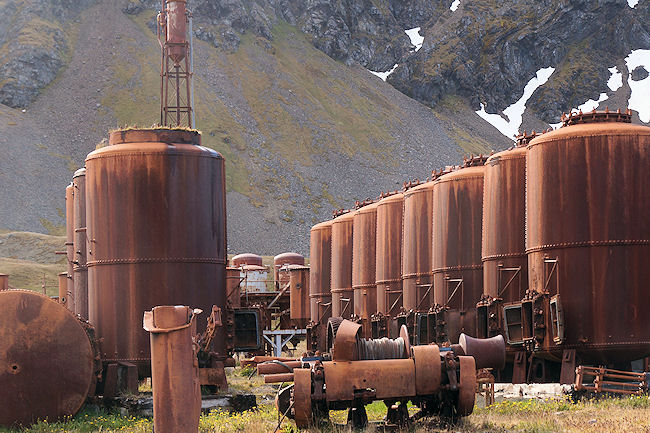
<box><xmin>0</xmin><ymin>258</ymin><xmax>63</xmax><ymax>296</ymax></box>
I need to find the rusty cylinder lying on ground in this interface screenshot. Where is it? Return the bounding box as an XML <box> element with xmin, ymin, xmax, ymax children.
<box><xmin>143</xmin><ymin>306</ymin><xmax>201</xmax><ymax>433</ymax></box>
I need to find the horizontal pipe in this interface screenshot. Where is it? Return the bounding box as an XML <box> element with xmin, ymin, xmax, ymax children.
<box><xmin>264</xmin><ymin>373</ymin><xmax>294</xmax><ymax>383</ymax></box>
<box><xmin>257</xmin><ymin>361</ymin><xmax>303</xmax><ymax>375</ymax></box>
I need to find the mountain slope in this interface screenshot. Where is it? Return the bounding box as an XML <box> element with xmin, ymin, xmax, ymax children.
<box><xmin>0</xmin><ymin>0</ymin><xmax>504</xmax><ymax>254</ymax></box>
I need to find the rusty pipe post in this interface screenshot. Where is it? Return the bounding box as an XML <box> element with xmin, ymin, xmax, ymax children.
<box><xmin>58</xmin><ymin>272</ymin><xmax>68</xmax><ymax>306</ymax></box>
<box><xmin>0</xmin><ymin>274</ymin><xmax>8</xmax><ymax>291</ymax></box>
<box><xmin>143</xmin><ymin>306</ymin><xmax>201</xmax><ymax>433</ymax></box>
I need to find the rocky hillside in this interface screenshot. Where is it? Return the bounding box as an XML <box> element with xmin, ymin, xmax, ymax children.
<box><xmin>1</xmin><ymin>0</ymin><xmax>648</xmax><ymax>255</ymax></box>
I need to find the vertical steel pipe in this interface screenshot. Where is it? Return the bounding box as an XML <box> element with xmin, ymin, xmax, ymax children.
<box><xmin>144</xmin><ymin>305</ymin><xmax>200</xmax><ymax>433</ymax></box>
<box><xmin>73</xmin><ymin>168</ymin><xmax>88</xmax><ymax>319</ymax></box>
<box><xmin>0</xmin><ymin>274</ymin><xmax>8</xmax><ymax>291</ymax></box>
<box><xmin>57</xmin><ymin>272</ymin><xmax>67</xmax><ymax>306</ymax></box>
<box><xmin>65</xmin><ymin>183</ymin><xmax>75</xmax><ymax>312</ymax></box>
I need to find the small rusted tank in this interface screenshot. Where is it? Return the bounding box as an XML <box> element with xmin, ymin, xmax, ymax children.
<box><xmin>73</xmin><ymin>167</ymin><xmax>88</xmax><ymax>320</ymax></box>
<box><xmin>402</xmin><ymin>181</ymin><xmax>435</xmax><ymax>312</ymax></box>
<box><xmin>352</xmin><ymin>201</ymin><xmax>379</xmax><ymax>328</ymax></box>
<box><xmin>274</xmin><ymin>252</ymin><xmax>305</xmax><ymax>290</ymax></box>
<box><xmin>65</xmin><ymin>183</ymin><xmax>74</xmax><ymax>312</ymax></box>
<box><xmin>231</xmin><ymin>253</ymin><xmax>263</xmax><ymax>268</ymax></box>
<box><xmin>479</xmin><ymin>137</ymin><xmax>531</xmax><ymax>339</ymax></box>
<box><xmin>375</xmin><ymin>192</ymin><xmax>404</xmax><ymax>316</ymax></box>
<box><xmin>309</xmin><ymin>221</ymin><xmax>332</xmax><ymax>325</ymax></box>
<box><xmin>85</xmin><ymin>129</ymin><xmax>226</xmax><ymax>374</ymax></box>
<box><xmin>433</xmin><ymin>157</ymin><xmax>487</xmax><ymax>343</ymax></box>
<box><xmin>165</xmin><ymin>0</ymin><xmax>188</xmax><ymax>64</ymax></box>
<box><xmin>226</xmin><ymin>266</ymin><xmax>241</xmax><ymax>308</ymax></box>
<box><xmin>289</xmin><ymin>265</ymin><xmax>311</xmax><ymax>327</ymax></box>
<box><xmin>526</xmin><ymin>110</ymin><xmax>650</xmax><ymax>364</ymax></box>
<box><xmin>331</xmin><ymin>210</ymin><xmax>355</xmax><ymax>318</ymax></box>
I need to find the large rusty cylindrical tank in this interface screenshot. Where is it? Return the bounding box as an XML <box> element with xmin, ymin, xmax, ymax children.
<box><xmin>526</xmin><ymin>110</ymin><xmax>650</xmax><ymax>363</ymax></box>
<box><xmin>65</xmin><ymin>183</ymin><xmax>75</xmax><ymax>312</ymax></box>
<box><xmin>0</xmin><ymin>290</ymin><xmax>95</xmax><ymax>426</ymax></box>
<box><xmin>402</xmin><ymin>181</ymin><xmax>435</xmax><ymax>311</ymax></box>
<box><xmin>433</xmin><ymin>157</ymin><xmax>486</xmax><ymax>343</ymax></box>
<box><xmin>482</xmin><ymin>142</ymin><xmax>528</xmax><ymax>302</ymax></box>
<box><xmin>231</xmin><ymin>253</ymin><xmax>263</xmax><ymax>268</ymax></box>
<box><xmin>375</xmin><ymin>192</ymin><xmax>404</xmax><ymax>316</ymax></box>
<box><xmin>331</xmin><ymin>210</ymin><xmax>355</xmax><ymax>318</ymax></box>
<box><xmin>352</xmin><ymin>201</ymin><xmax>378</xmax><ymax>326</ymax></box>
<box><xmin>309</xmin><ymin>221</ymin><xmax>332</xmax><ymax>325</ymax></box>
<box><xmin>73</xmin><ymin>167</ymin><xmax>88</xmax><ymax>320</ymax></box>
<box><xmin>86</xmin><ymin>129</ymin><xmax>227</xmax><ymax>374</ymax></box>
<box><xmin>274</xmin><ymin>252</ymin><xmax>305</xmax><ymax>290</ymax></box>
<box><xmin>165</xmin><ymin>0</ymin><xmax>188</xmax><ymax>64</ymax></box>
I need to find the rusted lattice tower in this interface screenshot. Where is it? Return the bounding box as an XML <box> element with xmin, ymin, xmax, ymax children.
<box><xmin>157</xmin><ymin>0</ymin><xmax>195</xmax><ymax>127</ymax></box>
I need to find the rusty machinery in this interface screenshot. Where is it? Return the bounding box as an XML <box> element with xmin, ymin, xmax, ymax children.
<box><xmin>265</xmin><ymin>319</ymin><xmax>505</xmax><ymax>428</ymax></box>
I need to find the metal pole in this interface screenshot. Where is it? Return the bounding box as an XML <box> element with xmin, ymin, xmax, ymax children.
<box><xmin>189</xmin><ymin>14</ymin><xmax>195</xmax><ymax>129</ymax></box>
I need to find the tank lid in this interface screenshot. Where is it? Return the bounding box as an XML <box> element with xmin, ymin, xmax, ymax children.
<box><xmin>431</xmin><ymin>165</ymin><xmax>458</xmax><ymax>181</ymax></box>
<box><xmin>108</xmin><ymin>128</ymin><xmax>201</xmax><ymax>146</ymax></box>
<box><xmin>402</xmin><ymin>179</ymin><xmax>422</xmax><ymax>191</ymax></box>
<box><xmin>73</xmin><ymin>167</ymin><xmax>86</xmax><ymax>178</ymax></box>
<box><xmin>354</xmin><ymin>198</ymin><xmax>376</xmax><ymax>209</ymax></box>
<box><xmin>274</xmin><ymin>252</ymin><xmax>304</xmax><ymax>262</ymax></box>
<box><xmin>560</xmin><ymin>108</ymin><xmax>632</xmax><ymax>127</ymax></box>
<box><xmin>332</xmin><ymin>208</ymin><xmax>351</xmax><ymax>218</ymax></box>
<box><xmin>515</xmin><ymin>130</ymin><xmax>548</xmax><ymax>147</ymax></box>
<box><xmin>462</xmin><ymin>154</ymin><xmax>489</xmax><ymax>167</ymax></box>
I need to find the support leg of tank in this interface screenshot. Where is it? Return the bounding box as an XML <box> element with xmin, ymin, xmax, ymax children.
<box><xmin>512</xmin><ymin>351</ymin><xmax>527</xmax><ymax>384</ymax></box>
<box><xmin>385</xmin><ymin>400</ymin><xmax>409</xmax><ymax>427</ymax></box>
<box><xmin>560</xmin><ymin>349</ymin><xmax>577</xmax><ymax>384</ymax></box>
<box><xmin>347</xmin><ymin>404</ymin><xmax>368</xmax><ymax>429</ymax></box>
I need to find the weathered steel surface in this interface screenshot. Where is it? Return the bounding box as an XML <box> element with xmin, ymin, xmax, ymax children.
<box><xmin>226</xmin><ymin>266</ymin><xmax>241</xmax><ymax>308</ymax></box>
<box><xmin>231</xmin><ymin>253</ymin><xmax>263</xmax><ymax>267</ymax></box>
<box><xmin>482</xmin><ymin>146</ymin><xmax>527</xmax><ymax>302</ymax></box>
<box><xmin>58</xmin><ymin>271</ymin><xmax>67</xmax><ymax>306</ymax></box>
<box><xmin>352</xmin><ymin>202</ymin><xmax>378</xmax><ymax>322</ymax></box>
<box><xmin>274</xmin><ymin>252</ymin><xmax>305</xmax><ymax>289</ymax></box>
<box><xmin>65</xmin><ymin>183</ymin><xmax>75</xmax><ymax>312</ymax></box>
<box><xmin>332</xmin><ymin>319</ymin><xmax>362</xmax><ymax>361</ymax></box>
<box><xmin>144</xmin><ymin>305</ymin><xmax>200</xmax><ymax>433</ymax></box>
<box><xmin>432</xmin><ymin>162</ymin><xmax>486</xmax><ymax>342</ymax></box>
<box><xmin>289</xmin><ymin>265</ymin><xmax>310</xmax><ymax>325</ymax></box>
<box><xmin>0</xmin><ymin>274</ymin><xmax>8</xmax><ymax>291</ymax></box>
<box><xmin>165</xmin><ymin>0</ymin><xmax>188</xmax><ymax>64</ymax></box>
<box><xmin>0</xmin><ymin>290</ymin><xmax>94</xmax><ymax>426</ymax></box>
<box><xmin>402</xmin><ymin>182</ymin><xmax>435</xmax><ymax>311</ymax></box>
<box><xmin>456</xmin><ymin>356</ymin><xmax>477</xmax><ymax>416</ymax></box>
<box><xmin>331</xmin><ymin>211</ymin><xmax>355</xmax><ymax>318</ymax></box>
<box><xmin>375</xmin><ymin>193</ymin><xmax>404</xmax><ymax>315</ymax></box>
<box><xmin>86</xmin><ymin>129</ymin><xmax>226</xmax><ymax>372</ymax></box>
<box><xmin>413</xmin><ymin>344</ymin><xmax>441</xmax><ymax>395</ymax></box>
<box><xmin>323</xmin><ymin>359</ymin><xmax>416</xmax><ymax>402</ymax></box>
<box><xmin>526</xmin><ymin>115</ymin><xmax>650</xmax><ymax>363</ymax></box>
<box><xmin>293</xmin><ymin>368</ymin><xmax>312</xmax><ymax>427</ymax></box>
<box><xmin>309</xmin><ymin>221</ymin><xmax>332</xmax><ymax>325</ymax></box>
<box><xmin>73</xmin><ymin>167</ymin><xmax>88</xmax><ymax>320</ymax></box>
<box><xmin>459</xmin><ymin>333</ymin><xmax>505</xmax><ymax>370</ymax></box>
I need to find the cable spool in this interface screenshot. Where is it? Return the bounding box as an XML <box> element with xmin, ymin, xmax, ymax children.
<box><xmin>357</xmin><ymin>337</ymin><xmax>405</xmax><ymax>360</ymax></box>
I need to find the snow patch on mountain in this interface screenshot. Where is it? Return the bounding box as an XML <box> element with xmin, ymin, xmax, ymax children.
<box><xmin>368</xmin><ymin>64</ymin><xmax>399</xmax><ymax>81</ymax></box>
<box><xmin>405</xmin><ymin>27</ymin><xmax>423</xmax><ymax>52</ymax></box>
<box><xmin>626</xmin><ymin>49</ymin><xmax>650</xmax><ymax>122</ymax></box>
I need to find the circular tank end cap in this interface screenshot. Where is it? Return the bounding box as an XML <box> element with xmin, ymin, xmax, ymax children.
<box><xmin>108</xmin><ymin>128</ymin><xmax>201</xmax><ymax>146</ymax></box>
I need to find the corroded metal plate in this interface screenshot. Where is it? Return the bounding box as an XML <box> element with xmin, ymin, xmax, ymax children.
<box><xmin>0</xmin><ymin>290</ymin><xmax>94</xmax><ymax>426</ymax></box>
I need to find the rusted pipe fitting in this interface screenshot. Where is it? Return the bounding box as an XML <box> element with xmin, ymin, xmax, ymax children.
<box><xmin>143</xmin><ymin>306</ymin><xmax>201</xmax><ymax>433</ymax></box>
<box><xmin>264</xmin><ymin>373</ymin><xmax>295</xmax><ymax>383</ymax></box>
<box><xmin>257</xmin><ymin>361</ymin><xmax>303</xmax><ymax>375</ymax></box>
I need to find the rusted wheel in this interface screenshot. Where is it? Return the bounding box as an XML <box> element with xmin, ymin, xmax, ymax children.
<box><xmin>293</xmin><ymin>368</ymin><xmax>312</xmax><ymax>428</ymax></box>
<box><xmin>0</xmin><ymin>290</ymin><xmax>95</xmax><ymax>427</ymax></box>
<box><xmin>413</xmin><ymin>344</ymin><xmax>441</xmax><ymax>395</ymax></box>
<box><xmin>399</xmin><ymin>324</ymin><xmax>410</xmax><ymax>357</ymax></box>
<box><xmin>456</xmin><ymin>356</ymin><xmax>476</xmax><ymax>417</ymax></box>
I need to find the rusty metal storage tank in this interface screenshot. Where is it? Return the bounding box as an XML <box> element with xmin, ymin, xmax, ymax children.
<box><xmin>309</xmin><ymin>221</ymin><xmax>332</xmax><ymax>326</ymax></box>
<box><xmin>165</xmin><ymin>0</ymin><xmax>188</xmax><ymax>64</ymax></box>
<box><xmin>65</xmin><ymin>183</ymin><xmax>74</xmax><ymax>312</ymax></box>
<box><xmin>232</xmin><ymin>253</ymin><xmax>263</xmax><ymax>268</ymax></box>
<box><xmin>525</xmin><ymin>110</ymin><xmax>650</xmax><ymax>365</ymax></box>
<box><xmin>375</xmin><ymin>192</ymin><xmax>404</xmax><ymax>317</ymax></box>
<box><xmin>73</xmin><ymin>168</ymin><xmax>88</xmax><ymax>320</ymax></box>
<box><xmin>274</xmin><ymin>252</ymin><xmax>305</xmax><ymax>290</ymax></box>
<box><xmin>85</xmin><ymin>128</ymin><xmax>226</xmax><ymax>375</ymax></box>
<box><xmin>479</xmin><ymin>137</ymin><xmax>531</xmax><ymax>339</ymax></box>
<box><xmin>402</xmin><ymin>181</ymin><xmax>435</xmax><ymax>312</ymax></box>
<box><xmin>289</xmin><ymin>265</ymin><xmax>310</xmax><ymax>327</ymax></box>
<box><xmin>331</xmin><ymin>210</ymin><xmax>355</xmax><ymax>318</ymax></box>
<box><xmin>432</xmin><ymin>157</ymin><xmax>487</xmax><ymax>343</ymax></box>
<box><xmin>226</xmin><ymin>266</ymin><xmax>241</xmax><ymax>308</ymax></box>
<box><xmin>352</xmin><ymin>201</ymin><xmax>378</xmax><ymax>335</ymax></box>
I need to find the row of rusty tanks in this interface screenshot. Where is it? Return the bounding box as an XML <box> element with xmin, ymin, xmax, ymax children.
<box><xmin>306</xmin><ymin>109</ymin><xmax>650</xmax><ymax>384</ymax></box>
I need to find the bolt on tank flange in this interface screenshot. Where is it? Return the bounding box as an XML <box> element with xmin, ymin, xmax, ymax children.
<box><xmin>561</xmin><ymin>107</ymin><xmax>632</xmax><ymax>127</ymax></box>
